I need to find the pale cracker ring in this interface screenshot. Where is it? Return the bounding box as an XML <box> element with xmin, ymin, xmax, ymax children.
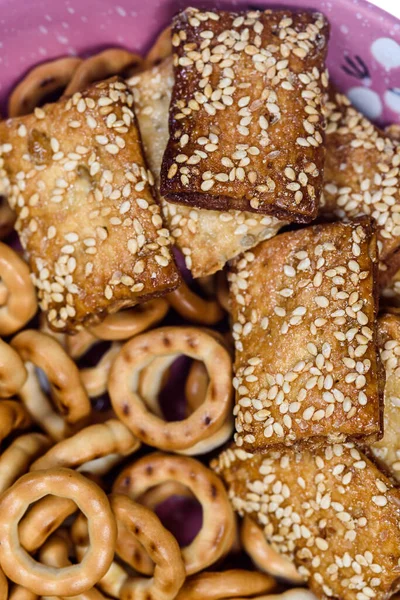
<box><xmin>0</xmin><ymin>399</ymin><xmax>32</xmax><ymax>444</ymax></box>
<box><xmin>0</xmin><ymin>242</ymin><xmax>37</xmax><ymax>336</ymax></box>
<box><xmin>88</xmin><ymin>299</ymin><xmax>169</xmax><ymax>341</ymax></box>
<box><xmin>139</xmin><ymin>481</ymin><xmax>195</xmax><ymax>511</ymax></box>
<box><xmin>80</xmin><ymin>343</ymin><xmax>121</xmax><ymax>398</ymax></box>
<box><xmin>167</xmin><ymin>281</ymin><xmax>224</xmax><ymax>325</ymax></box>
<box><xmin>0</xmin><ymin>339</ymin><xmax>28</xmax><ymax>397</ymax></box>
<box><xmin>12</xmin><ymin>330</ymin><xmax>91</xmax><ymax>425</ymax></box>
<box><xmin>39</xmin><ymin>533</ymin><xmax>107</xmax><ymax>600</ymax></box>
<box><xmin>8</xmin><ymin>586</ymin><xmax>38</xmax><ymax>600</ymax></box>
<box><xmin>0</xmin><ymin>468</ymin><xmax>117</xmax><ymax>596</ymax></box>
<box><xmin>64</xmin><ymin>49</ymin><xmax>143</xmax><ymax>96</ymax></box>
<box><xmin>8</xmin><ymin>57</ymin><xmax>82</xmax><ymax>117</ymax></box>
<box><xmin>30</xmin><ymin>419</ymin><xmax>140</xmax><ymax>472</ymax></box>
<box><xmin>17</xmin><ymin>361</ymin><xmax>72</xmax><ymax>442</ymax></box>
<box><xmin>113</xmin><ymin>452</ymin><xmax>236</xmax><ymax>575</ymax></box>
<box><xmin>110</xmin><ymin>494</ymin><xmax>186</xmax><ymax>600</ymax></box>
<box><xmin>241</xmin><ymin>517</ymin><xmax>303</xmax><ymax>584</ymax></box>
<box><xmin>143</xmin><ymin>25</ymin><xmax>172</xmax><ymax>68</ymax></box>
<box><xmin>185</xmin><ymin>359</ymin><xmax>209</xmax><ymax>413</ymax></box>
<box><xmin>0</xmin><ymin>433</ymin><xmax>51</xmax><ymax>495</ymax></box>
<box><xmin>138</xmin><ymin>354</ymin><xmax>177</xmax><ymax>418</ymax></box>
<box><xmin>66</xmin><ymin>328</ymin><xmax>99</xmax><ymax>360</ymax></box>
<box><xmin>174</xmin><ymin>569</ymin><xmax>276</xmax><ymax>600</ymax></box>
<box><xmin>108</xmin><ymin>327</ymin><xmax>233</xmax><ymax>452</ymax></box>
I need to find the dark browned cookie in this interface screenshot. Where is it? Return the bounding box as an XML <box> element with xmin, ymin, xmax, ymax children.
<box><xmin>322</xmin><ymin>91</ymin><xmax>400</xmax><ymax>270</ymax></box>
<box><xmin>160</xmin><ymin>7</ymin><xmax>329</xmax><ymax>222</ymax></box>
<box><xmin>212</xmin><ymin>442</ymin><xmax>400</xmax><ymax>600</ymax></box>
<box><xmin>229</xmin><ymin>218</ymin><xmax>383</xmax><ymax>450</ymax></box>
<box><xmin>0</xmin><ymin>77</ymin><xmax>180</xmax><ymax>333</ymax></box>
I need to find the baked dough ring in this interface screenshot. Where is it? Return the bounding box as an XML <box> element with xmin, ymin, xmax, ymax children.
<box><xmin>241</xmin><ymin>517</ymin><xmax>303</xmax><ymax>584</ymax></box>
<box><xmin>0</xmin><ymin>242</ymin><xmax>37</xmax><ymax>336</ymax></box>
<box><xmin>65</xmin><ymin>49</ymin><xmax>143</xmax><ymax>96</ymax></box>
<box><xmin>12</xmin><ymin>330</ymin><xmax>91</xmax><ymax>426</ymax></box>
<box><xmin>8</xmin><ymin>57</ymin><xmax>82</xmax><ymax>117</ymax></box>
<box><xmin>108</xmin><ymin>327</ymin><xmax>232</xmax><ymax>451</ymax></box>
<box><xmin>8</xmin><ymin>586</ymin><xmax>38</xmax><ymax>600</ymax></box>
<box><xmin>79</xmin><ymin>343</ymin><xmax>121</xmax><ymax>398</ymax></box>
<box><xmin>167</xmin><ymin>281</ymin><xmax>224</xmax><ymax>325</ymax></box>
<box><xmin>144</xmin><ymin>26</ymin><xmax>172</xmax><ymax>68</ymax></box>
<box><xmin>0</xmin><ymin>400</ymin><xmax>32</xmax><ymax>444</ymax></box>
<box><xmin>174</xmin><ymin>569</ymin><xmax>276</xmax><ymax>600</ymax></box>
<box><xmin>0</xmin><ymin>339</ymin><xmax>28</xmax><ymax>397</ymax></box>
<box><xmin>88</xmin><ymin>299</ymin><xmax>169</xmax><ymax>341</ymax></box>
<box><xmin>110</xmin><ymin>494</ymin><xmax>186</xmax><ymax>600</ymax></box>
<box><xmin>0</xmin><ymin>567</ymin><xmax>8</xmax><ymax>600</ymax></box>
<box><xmin>0</xmin><ymin>433</ymin><xmax>51</xmax><ymax>494</ymax></box>
<box><xmin>30</xmin><ymin>419</ymin><xmax>140</xmax><ymax>473</ymax></box>
<box><xmin>113</xmin><ymin>453</ymin><xmax>235</xmax><ymax>574</ymax></box>
<box><xmin>0</xmin><ymin>468</ymin><xmax>116</xmax><ymax>596</ymax></box>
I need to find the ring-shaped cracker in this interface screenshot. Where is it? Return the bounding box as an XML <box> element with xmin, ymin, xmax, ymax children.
<box><xmin>0</xmin><ymin>468</ymin><xmax>116</xmax><ymax>595</ymax></box>
<box><xmin>0</xmin><ymin>400</ymin><xmax>32</xmax><ymax>444</ymax></box>
<box><xmin>174</xmin><ymin>569</ymin><xmax>276</xmax><ymax>600</ymax></box>
<box><xmin>110</xmin><ymin>494</ymin><xmax>186</xmax><ymax>600</ymax></box>
<box><xmin>108</xmin><ymin>327</ymin><xmax>232</xmax><ymax>451</ymax></box>
<box><xmin>0</xmin><ymin>242</ymin><xmax>37</xmax><ymax>336</ymax></box>
<box><xmin>8</xmin><ymin>57</ymin><xmax>82</xmax><ymax>117</ymax></box>
<box><xmin>12</xmin><ymin>330</ymin><xmax>91</xmax><ymax>425</ymax></box>
<box><xmin>0</xmin><ymin>339</ymin><xmax>28</xmax><ymax>397</ymax></box>
<box><xmin>113</xmin><ymin>452</ymin><xmax>235</xmax><ymax>574</ymax></box>
<box><xmin>30</xmin><ymin>419</ymin><xmax>140</xmax><ymax>472</ymax></box>
<box><xmin>241</xmin><ymin>517</ymin><xmax>303</xmax><ymax>584</ymax></box>
<box><xmin>88</xmin><ymin>299</ymin><xmax>169</xmax><ymax>341</ymax></box>
<box><xmin>0</xmin><ymin>433</ymin><xmax>51</xmax><ymax>494</ymax></box>
<box><xmin>64</xmin><ymin>49</ymin><xmax>143</xmax><ymax>96</ymax></box>
<box><xmin>167</xmin><ymin>282</ymin><xmax>224</xmax><ymax>325</ymax></box>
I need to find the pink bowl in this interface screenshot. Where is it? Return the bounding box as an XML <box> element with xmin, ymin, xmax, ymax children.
<box><xmin>0</xmin><ymin>0</ymin><xmax>399</xmax><ymax>125</ymax></box>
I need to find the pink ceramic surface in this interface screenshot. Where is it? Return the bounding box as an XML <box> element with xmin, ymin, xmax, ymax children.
<box><xmin>0</xmin><ymin>0</ymin><xmax>399</xmax><ymax>124</ymax></box>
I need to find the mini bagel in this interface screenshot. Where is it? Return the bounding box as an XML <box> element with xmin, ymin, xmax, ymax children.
<box><xmin>174</xmin><ymin>569</ymin><xmax>276</xmax><ymax>600</ymax></box>
<box><xmin>30</xmin><ymin>419</ymin><xmax>140</xmax><ymax>473</ymax></box>
<box><xmin>0</xmin><ymin>400</ymin><xmax>32</xmax><ymax>444</ymax></box>
<box><xmin>110</xmin><ymin>494</ymin><xmax>186</xmax><ymax>600</ymax></box>
<box><xmin>0</xmin><ymin>242</ymin><xmax>37</xmax><ymax>335</ymax></box>
<box><xmin>88</xmin><ymin>299</ymin><xmax>169</xmax><ymax>341</ymax></box>
<box><xmin>241</xmin><ymin>517</ymin><xmax>303</xmax><ymax>584</ymax></box>
<box><xmin>144</xmin><ymin>26</ymin><xmax>172</xmax><ymax>68</ymax></box>
<box><xmin>113</xmin><ymin>453</ymin><xmax>236</xmax><ymax>574</ymax></box>
<box><xmin>65</xmin><ymin>49</ymin><xmax>143</xmax><ymax>96</ymax></box>
<box><xmin>8</xmin><ymin>57</ymin><xmax>82</xmax><ymax>117</ymax></box>
<box><xmin>167</xmin><ymin>281</ymin><xmax>224</xmax><ymax>325</ymax></box>
<box><xmin>0</xmin><ymin>433</ymin><xmax>51</xmax><ymax>494</ymax></box>
<box><xmin>108</xmin><ymin>327</ymin><xmax>232</xmax><ymax>452</ymax></box>
<box><xmin>12</xmin><ymin>330</ymin><xmax>91</xmax><ymax>425</ymax></box>
<box><xmin>0</xmin><ymin>339</ymin><xmax>28</xmax><ymax>397</ymax></box>
<box><xmin>0</xmin><ymin>468</ymin><xmax>116</xmax><ymax>595</ymax></box>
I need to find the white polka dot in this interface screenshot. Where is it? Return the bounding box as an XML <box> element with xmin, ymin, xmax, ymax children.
<box><xmin>347</xmin><ymin>87</ymin><xmax>383</xmax><ymax>120</ymax></box>
<box><xmin>371</xmin><ymin>37</ymin><xmax>400</xmax><ymax>70</ymax></box>
<box><xmin>384</xmin><ymin>89</ymin><xmax>400</xmax><ymax>113</ymax></box>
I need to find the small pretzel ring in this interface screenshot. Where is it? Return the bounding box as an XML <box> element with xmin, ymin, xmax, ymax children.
<box><xmin>0</xmin><ymin>339</ymin><xmax>28</xmax><ymax>397</ymax></box>
<box><xmin>109</xmin><ymin>327</ymin><xmax>232</xmax><ymax>451</ymax></box>
<box><xmin>0</xmin><ymin>433</ymin><xmax>51</xmax><ymax>494</ymax></box>
<box><xmin>241</xmin><ymin>517</ymin><xmax>303</xmax><ymax>584</ymax></box>
<box><xmin>80</xmin><ymin>343</ymin><xmax>121</xmax><ymax>398</ymax></box>
<box><xmin>185</xmin><ymin>360</ymin><xmax>209</xmax><ymax>413</ymax></box>
<box><xmin>30</xmin><ymin>419</ymin><xmax>140</xmax><ymax>472</ymax></box>
<box><xmin>0</xmin><ymin>242</ymin><xmax>37</xmax><ymax>335</ymax></box>
<box><xmin>0</xmin><ymin>567</ymin><xmax>8</xmax><ymax>600</ymax></box>
<box><xmin>8</xmin><ymin>586</ymin><xmax>38</xmax><ymax>600</ymax></box>
<box><xmin>0</xmin><ymin>195</ymin><xmax>16</xmax><ymax>239</ymax></box>
<box><xmin>110</xmin><ymin>494</ymin><xmax>186</xmax><ymax>600</ymax></box>
<box><xmin>65</xmin><ymin>49</ymin><xmax>143</xmax><ymax>96</ymax></box>
<box><xmin>167</xmin><ymin>281</ymin><xmax>224</xmax><ymax>325</ymax></box>
<box><xmin>19</xmin><ymin>495</ymin><xmax>78</xmax><ymax>555</ymax></box>
<box><xmin>113</xmin><ymin>453</ymin><xmax>236</xmax><ymax>574</ymax></box>
<box><xmin>40</xmin><ymin>533</ymin><xmax>107</xmax><ymax>600</ymax></box>
<box><xmin>67</xmin><ymin>328</ymin><xmax>99</xmax><ymax>359</ymax></box>
<box><xmin>12</xmin><ymin>330</ymin><xmax>91</xmax><ymax>425</ymax></box>
<box><xmin>144</xmin><ymin>26</ymin><xmax>172</xmax><ymax>68</ymax></box>
<box><xmin>0</xmin><ymin>468</ymin><xmax>117</xmax><ymax>595</ymax></box>
<box><xmin>8</xmin><ymin>57</ymin><xmax>83</xmax><ymax>117</ymax></box>
<box><xmin>139</xmin><ymin>481</ymin><xmax>195</xmax><ymax>511</ymax></box>
<box><xmin>174</xmin><ymin>570</ymin><xmax>276</xmax><ymax>600</ymax></box>
<box><xmin>0</xmin><ymin>400</ymin><xmax>32</xmax><ymax>444</ymax></box>
<box><xmin>88</xmin><ymin>299</ymin><xmax>169</xmax><ymax>341</ymax></box>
